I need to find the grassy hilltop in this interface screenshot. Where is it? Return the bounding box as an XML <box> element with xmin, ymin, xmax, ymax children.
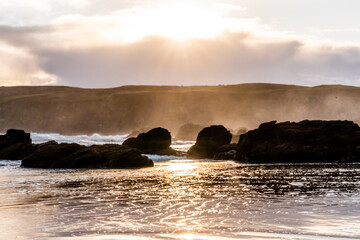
<box><xmin>0</xmin><ymin>84</ymin><xmax>359</xmax><ymax>135</ymax></box>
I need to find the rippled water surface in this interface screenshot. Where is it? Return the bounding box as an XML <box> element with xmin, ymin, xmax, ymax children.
<box><xmin>1</xmin><ymin>159</ymin><xmax>360</xmax><ymax>240</ymax></box>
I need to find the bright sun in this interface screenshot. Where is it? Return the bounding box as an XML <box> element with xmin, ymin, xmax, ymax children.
<box><xmin>105</xmin><ymin>2</ymin><xmax>226</xmax><ymax>42</ymax></box>
<box><xmin>144</xmin><ymin>3</ymin><xmax>223</xmax><ymax>41</ymax></box>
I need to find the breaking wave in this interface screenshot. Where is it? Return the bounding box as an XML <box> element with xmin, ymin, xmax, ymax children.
<box><xmin>30</xmin><ymin>132</ymin><xmax>128</xmax><ymax>146</ymax></box>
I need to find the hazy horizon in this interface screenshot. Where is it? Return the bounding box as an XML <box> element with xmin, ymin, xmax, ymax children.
<box><xmin>2</xmin><ymin>82</ymin><xmax>360</xmax><ymax>90</ymax></box>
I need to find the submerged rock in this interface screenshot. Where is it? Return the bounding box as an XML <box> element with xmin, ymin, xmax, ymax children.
<box><xmin>187</xmin><ymin>125</ymin><xmax>232</xmax><ymax>159</ymax></box>
<box><xmin>236</xmin><ymin>120</ymin><xmax>360</xmax><ymax>163</ymax></box>
<box><xmin>123</xmin><ymin>127</ymin><xmax>176</xmax><ymax>155</ymax></box>
<box><xmin>0</xmin><ymin>129</ymin><xmax>34</xmax><ymax>160</ymax></box>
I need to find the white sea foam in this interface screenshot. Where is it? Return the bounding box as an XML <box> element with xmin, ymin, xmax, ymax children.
<box><xmin>29</xmin><ymin>133</ymin><xmax>194</xmax><ymax>161</ymax></box>
<box><xmin>171</xmin><ymin>140</ymin><xmax>195</xmax><ymax>152</ymax></box>
<box><xmin>30</xmin><ymin>132</ymin><xmax>128</xmax><ymax>146</ymax></box>
<box><xmin>0</xmin><ymin>160</ymin><xmax>21</xmax><ymax>167</ymax></box>
<box><xmin>143</xmin><ymin>154</ymin><xmax>185</xmax><ymax>162</ymax></box>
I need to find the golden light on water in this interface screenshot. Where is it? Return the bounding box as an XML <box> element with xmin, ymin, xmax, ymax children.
<box><xmin>161</xmin><ymin>233</ymin><xmax>231</xmax><ymax>240</ymax></box>
<box><xmin>167</xmin><ymin>161</ymin><xmax>197</xmax><ymax>173</ymax></box>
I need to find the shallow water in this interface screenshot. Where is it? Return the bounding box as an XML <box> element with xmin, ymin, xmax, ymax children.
<box><xmin>1</xmin><ymin>159</ymin><xmax>360</xmax><ymax>240</ymax></box>
<box><xmin>1</xmin><ymin>133</ymin><xmax>360</xmax><ymax>239</ymax></box>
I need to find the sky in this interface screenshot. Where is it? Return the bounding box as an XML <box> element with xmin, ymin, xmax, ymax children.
<box><xmin>1</xmin><ymin>0</ymin><xmax>360</xmax><ymax>88</ymax></box>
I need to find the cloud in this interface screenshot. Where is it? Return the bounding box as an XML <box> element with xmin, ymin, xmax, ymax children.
<box><xmin>28</xmin><ymin>33</ymin><xmax>359</xmax><ymax>88</ymax></box>
<box><xmin>0</xmin><ymin>41</ymin><xmax>58</xmax><ymax>86</ymax></box>
<box><xmin>0</xmin><ymin>3</ymin><xmax>360</xmax><ymax>87</ymax></box>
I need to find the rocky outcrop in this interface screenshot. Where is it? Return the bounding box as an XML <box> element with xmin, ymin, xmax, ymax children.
<box><xmin>90</xmin><ymin>144</ymin><xmax>153</xmax><ymax>168</ymax></box>
<box><xmin>0</xmin><ymin>129</ymin><xmax>153</xmax><ymax>169</ymax></box>
<box><xmin>214</xmin><ymin>144</ymin><xmax>237</xmax><ymax>160</ymax></box>
<box><xmin>236</xmin><ymin>120</ymin><xmax>360</xmax><ymax>163</ymax></box>
<box><xmin>187</xmin><ymin>125</ymin><xmax>232</xmax><ymax>159</ymax></box>
<box><xmin>21</xmin><ymin>141</ymin><xmax>153</xmax><ymax>169</ymax></box>
<box><xmin>175</xmin><ymin>123</ymin><xmax>205</xmax><ymax>141</ymax></box>
<box><xmin>21</xmin><ymin>141</ymin><xmax>100</xmax><ymax>168</ymax></box>
<box><xmin>123</xmin><ymin>127</ymin><xmax>176</xmax><ymax>155</ymax></box>
<box><xmin>0</xmin><ymin>129</ymin><xmax>34</xmax><ymax>160</ymax></box>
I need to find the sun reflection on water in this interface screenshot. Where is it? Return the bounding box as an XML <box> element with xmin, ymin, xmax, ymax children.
<box><xmin>1</xmin><ymin>160</ymin><xmax>360</xmax><ymax>239</ymax></box>
<box><xmin>161</xmin><ymin>233</ymin><xmax>236</xmax><ymax>240</ymax></box>
<box><xmin>167</xmin><ymin>161</ymin><xmax>197</xmax><ymax>173</ymax></box>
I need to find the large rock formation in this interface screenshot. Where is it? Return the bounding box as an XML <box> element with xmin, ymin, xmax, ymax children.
<box><xmin>123</xmin><ymin>127</ymin><xmax>176</xmax><ymax>155</ymax></box>
<box><xmin>0</xmin><ymin>129</ymin><xmax>34</xmax><ymax>160</ymax></box>
<box><xmin>0</xmin><ymin>129</ymin><xmax>153</xmax><ymax>169</ymax></box>
<box><xmin>187</xmin><ymin>125</ymin><xmax>232</xmax><ymax>159</ymax></box>
<box><xmin>236</xmin><ymin>120</ymin><xmax>360</xmax><ymax>163</ymax></box>
<box><xmin>21</xmin><ymin>142</ymin><xmax>153</xmax><ymax>169</ymax></box>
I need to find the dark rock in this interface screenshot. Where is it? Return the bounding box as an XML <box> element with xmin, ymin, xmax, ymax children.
<box><xmin>0</xmin><ymin>129</ymin><xmax>34</xmax><ymax>160</ymax></box>
<box><xmin>214</xmin><ymin>143</ymin><xmax>237</xmax><ymax>160</ymax></box>
<box><xmin>21</xmin><ymin>141</ymin><xmax>100</xmax><ymax>168</ymax></box>
<box><xmin>236</xmin><ymin>120</ymin><xmax>360</xmax><ymax>163</ymax></box>
<box><xmin>4</xmin><ymin>129</ymin><xmax>31</xmax><ymax>143</ymax></box>
<box><xmin>175</xmin><ymin>123</ymin><xmax>205</xmax><ymax>141</ymax></box>
<box><xmin>123</xmin><ymin>127</ymin><xmax>176</xmax><ymax>155</ymax></box>
<box><xmin>0</xmin><ymin>128</ymin><xmax>154</xmax><ymax>168</ymax></box>
<box><xmin>21</xmin><ymin>141</ymin><xmax>153</xmax><ymax>169</ymax></box>
<box><xmin>188</xmin><ymin>125</ymin><xmax>232</xmax><ymax>159</ymax></box>
<box><xmin>89</xmin><ymin>144</ymin><xmax>153</xmax><ymax>168</ymax></box>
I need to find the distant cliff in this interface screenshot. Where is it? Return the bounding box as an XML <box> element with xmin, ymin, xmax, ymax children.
<box><xmin>0</xmin><ymin>84</ymin><xmax>359</xmax><ymax>135</ymax></box>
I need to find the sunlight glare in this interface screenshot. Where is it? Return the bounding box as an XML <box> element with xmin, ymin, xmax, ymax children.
<box><xmin>104</xmin><ymin>1</ymin><xmax>226</xmax><ymax>42</ymax></box>
<box><xmin>162</xmin><ymin>233</ymin><xmax>230</xmax><ymax>240</ymax></box>
<box><xmin>146</xmin><ymin>3</ymin><xmax>223</xmax><ymax>41</ymax></box>
<box><xmin>168</xmin><ymin>161</ymin><xmax>197</xmax><ymax>173</ymax></box>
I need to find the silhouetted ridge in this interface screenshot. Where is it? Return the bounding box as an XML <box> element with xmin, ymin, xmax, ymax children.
<box><xmin>1</xmin><ymin>84</ymin><xmax>360</xmax><ymax>135</ymax></box>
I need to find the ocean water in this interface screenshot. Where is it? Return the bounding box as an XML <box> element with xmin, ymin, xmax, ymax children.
<box><xmin>0</xmin><ymin>133</ymin><xmax>360</xmax><ymax>240</ymax></box>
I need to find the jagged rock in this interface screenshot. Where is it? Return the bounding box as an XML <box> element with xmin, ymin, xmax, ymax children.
<box><xmin>214</xmin><ymin>144</ymin><xmax>237</xmax><ymax>160</ymax></box>
<box><xmin>175</xmin><ymin>123</ymin><xmax>205</xmax><ymax>141</ymax></box>
<box><xmin>236</xmin><ymin>120</ymin><xmax>360</xmax><ymax>163</ymax></box>
<box><xmin>188</xmin><ymin>125</ymin><xmax>232</xmax><ymax>159</ymax></box>
<box><xmin>123</xmin><ymin>127</ymin><xmax>176</xmax><ymax>155</ymax></box>
<box><xmin>0</xmin><ymin>129</ymin><xmax>34</xmax><ymax>160</ymax></box>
